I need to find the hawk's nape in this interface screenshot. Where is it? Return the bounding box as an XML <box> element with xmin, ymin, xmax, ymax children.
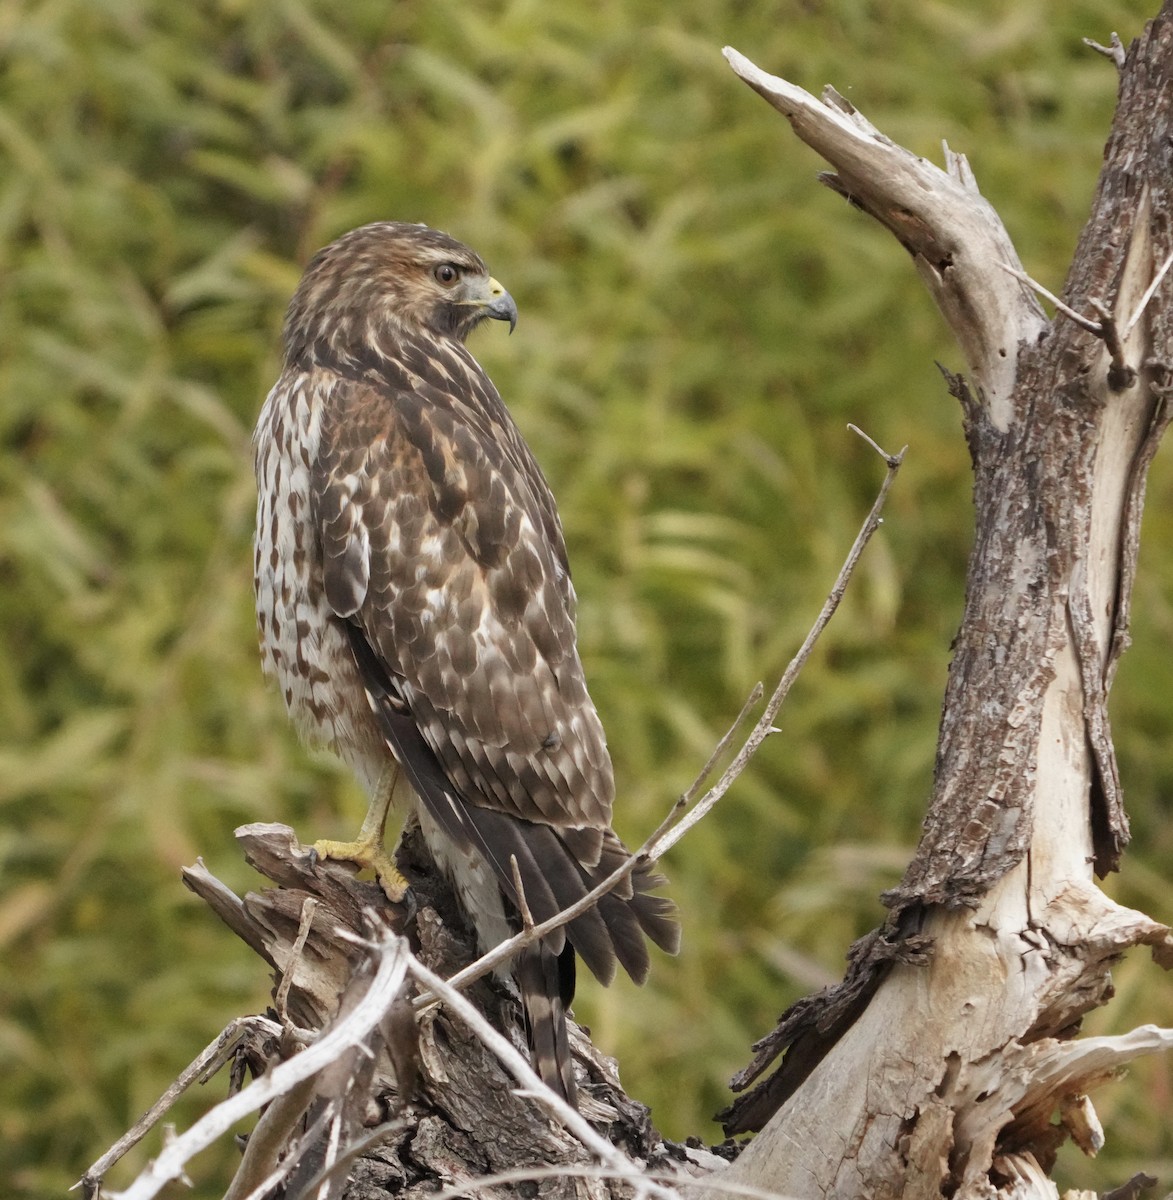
<box><xmin>252</xmin><ymin>221</ymin><xmax>679</xmax><ymax>1107</ymax></box>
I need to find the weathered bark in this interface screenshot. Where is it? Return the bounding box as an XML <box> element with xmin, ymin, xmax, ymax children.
<box><xmin>710</xmin><ymin>8</ymin><xmax>1173</xmax><ymax>1199</ymax></box>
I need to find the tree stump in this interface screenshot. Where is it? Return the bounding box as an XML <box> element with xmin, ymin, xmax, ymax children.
<box><xmin>177</xmin><ymin>821</ymin><xmax>721</xmax><ymax>1199</ymax></box>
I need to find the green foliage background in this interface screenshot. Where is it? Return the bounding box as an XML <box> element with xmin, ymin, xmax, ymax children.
<box><xmin>2</xmin><ymin>0</ymin><xmax>1171</xmax><ymax>1194</ymax></box>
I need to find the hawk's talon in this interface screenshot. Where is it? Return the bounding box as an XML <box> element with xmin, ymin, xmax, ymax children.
<box><xmin>310</xmin><ymin>835</ymin><xmax>410</xmax><ymax>905</ymax></box>
<box><xmin>397</xmin><ymin>886</ymin><xmax>419</xmax><ymax>931</ymax></box>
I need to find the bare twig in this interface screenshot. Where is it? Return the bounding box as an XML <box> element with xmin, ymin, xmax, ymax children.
<box><xmin>428</xmin><ymin>1163</ymin><xmax>802</xmax><ymax>1200</ymax></box>
<box><xmin>997</xmin><ymin>262</ymin><xmax>1100</xmax><ymax>332</ymax></box>
<box><xmin>1000</xmin><ymin>263</ymin><xmax>1143</xmax><ymax>390</ymax></box>
<box><xmin>1088</xmin><ymin>298</ymin><xmax>1138</xmax><ymax>390</ymax></box>
<box><xmin>847</xmin><ymin>422</ymin><xmax>898</xmax><ymax>467</ymax></box>
<box><xmin>1083</xmin><ymin>32</ymin><xmax>1126</xmax><ymax>70</ymax></box>
<box><xmin>221</xmin><ymin>1070</ymin><xmax>321</xmax><ymax>1200</ymax></box>
<box><xmin>255</xmin><ymin>1097</ymin><xmax>344</xmax><ymax>1200</ymax></box>
<box><xmin>647</xmin><ymin>434</ymin><xmax>905</xmax><ymax>865</ymax></box>
<box><xmin>293</xmin><ymin>1118</ymin><xmax>409</xmax><ymax>1200</ymax></box>
<box><xmin>680</xmin><ymin>680</ymin><xmax>765</xmax><ymax>808</ymax></box>
<box><xmin>509</xmin><ymin>854</ymin><xmax>535</xmax><ymax>930</ymax></box>
<box><xmin>105</xmin><ymin>935</ymin><xmax>410</xmax><ymax>1200</ymax></box>
<box><xmin>238</xmin><ymin>1163</ymin><xmax>294</xmax><ymax>1200</ymax></box>
<box><xmin>404</xmin><ymin>954</ymin><xmax>680</xmax><ymax>1200</ymax></box>
<box><xmin>318</xmin><ymin>1104</ymin><xmax>344</xmax><ymax>1200</ymax></box>
<box><xmin>76</xmin><ymin>1016</ymin><xmax>282</xmax><ymax>1198</ymax></box>
<box><xmin>229</xmin><ymin>1096</ymin><xmax>347</xmax><ymax>1200</ymax></box>
<box><xmin>421</xmin><ymin>436</ymin><xmax>904</xmax><ymax>1004</ymax></box>
<box><xmin>1122</xmin><ymin>243</ymin><xmax>1173</xmax><ymax>339</ymax></box>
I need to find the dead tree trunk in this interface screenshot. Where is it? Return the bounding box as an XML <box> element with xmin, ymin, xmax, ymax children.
<box><xmin>710</xmin><ymin>8</ymin><xmax>1173</xmax><ymax>1200</ymax></box>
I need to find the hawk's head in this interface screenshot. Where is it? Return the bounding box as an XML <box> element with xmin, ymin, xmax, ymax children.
<box><xmin>282</xmin><ymin>222</ymin><xmax>517</xmax><ymax>367</ymax></box>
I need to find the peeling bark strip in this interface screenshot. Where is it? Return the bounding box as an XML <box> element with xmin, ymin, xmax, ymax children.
<box><xmin>715</xmin><ymin>6</ymin><xmax>1173</xmax><ymax>1199</ymax></box>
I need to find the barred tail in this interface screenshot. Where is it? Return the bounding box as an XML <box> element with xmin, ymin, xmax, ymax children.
<box><xmin>516</xmin><ymin>941</ymin><xmax>576</xmax><ymax>1105</ymax></box>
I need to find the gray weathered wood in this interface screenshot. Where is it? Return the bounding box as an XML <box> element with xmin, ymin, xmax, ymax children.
<box><xmin>713</xmin><ymin>7</ymin><xmax>1173</xmax><ymax>1199</ymax></box>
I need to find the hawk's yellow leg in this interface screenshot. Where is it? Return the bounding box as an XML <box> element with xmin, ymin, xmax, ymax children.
<box><xmin>313</xmin><ymin>764</ymin><xmax>409</xmax><ymax>902</ymax></box>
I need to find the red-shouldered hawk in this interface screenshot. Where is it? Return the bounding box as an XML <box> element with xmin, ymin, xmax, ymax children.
<box><xmin>253</xmin><ymin>222</ymin><xmax>679</xmax><ymax>1104</ymax></box>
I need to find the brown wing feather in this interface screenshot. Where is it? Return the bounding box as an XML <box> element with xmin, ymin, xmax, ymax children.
<box><xmin>311</xmin><ymin>328</ymin><xmax>679</xmax><ymax>983</ymax></box>
<box><xmin>517</xmin><ymin>943</ymin><xmax>576</xmax><ymax>1104</ymax></box>
<box><xmin>342</xmin><ymin>619</ymin><xmax>662</xmax><ymax>988</ymax></box>
<box><xmin>313</xmin><ymin>334</ymin><xmax>613</xmax><ymax>839</ymax></box>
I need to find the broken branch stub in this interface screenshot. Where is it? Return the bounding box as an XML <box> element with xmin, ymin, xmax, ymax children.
<box><xmin>722</xmin><ymin>47</ymin><xmax>1047</xmax><ymax>430</ymax></box>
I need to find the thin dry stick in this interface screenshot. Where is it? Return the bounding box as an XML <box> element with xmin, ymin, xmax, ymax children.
<box><xmin>237</xmin><ymin>1095</ymin><xmax>348</xmax><ymax>1200</ymax></box>
<box><xmin>648</xmin><ymin>430</ymin><xmax>905</xmax><ymax>865</ymax></box>
<box><xmin>422</xmin><ymin>432</ymin><xmax>904</xmax><ymax>1003</ymax></box>
<box><xmin>106</xmin><ymin>936</ymin><xmax>410</xmax><ymax>1200</ymax></box>
<box><xmin>998</xmin><ymin>261</ymin><xmax>1100</xmax><ymax>331</ymax></box>
<box><xmin>405</xmin><ymin>954</ymin><xmax>681</xmax><ymax>1200</ymax></box>
<box><xmin>998</xmin><ymin>254</ymin><xmax>1169</xmax><ymax>371</ymax></box>
<box><xmin>294</xmin><ymin>1118</ymin><xmax>409</xmax><ymax>1200</ymax></box>
<box><xmin>509</xmin><ymin>853</ymin><xmax>535</xmax><ymax>929</ymax></box>
<box><xmin>1123</xmin><ymin>242</ymin><xmax>1173</xmax><ymax>338</ymax></box>
<box><xmin>222</xmin><ymin>1073</ymin><xmax>323</xmax><ymax>1200</ymax></box>
<box><xmin>1087</xmin><ymin>297</ymin><xmax>1137</xmax><ymax>391</ymax></box>
<box><xmin>999</xmin><ymin>260</ymin><xmax>1152</xmax><ymax>391</ymax></box>
<box><xmin>428</xmin><ymin>1163</ymin><xmax>802</xmax><ymax>1200</ymax></box>
<box><xmin>317</xmin><ymin>1105</ymin><xmax>344</xmax><ymax>1200</ymax></box>
<box><xmin>680</xmin><ymin>680</ymin><xmax>765</xmax><ymax>808</ymax></box>
<box><xmin>275</xmin><ymin>896</ymin><xmax>318</xmax><ymax>1023</ymax></box>
<box><xmin>1082</xmin><ymin>32</ymin><xmax>1126</xmax><ymax>69</ymax></box>
<box><xmin>77</xmin><ymin>1016</ymin><xmax>282</xmax><ymax>1198</ymax></box>
<box><xmin>238</xmin><ymin>1164</ymin><xmax>292</xmax><ymax>1200</ymax></box>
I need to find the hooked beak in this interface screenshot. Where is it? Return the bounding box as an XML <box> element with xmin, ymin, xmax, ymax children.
<box><xmin>483</xmin><ymin>276</ymin><xmax>518</xmax><ymax>333</ymax></box>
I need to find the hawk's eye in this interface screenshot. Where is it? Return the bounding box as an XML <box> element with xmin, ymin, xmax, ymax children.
<box><xmin>433</xmin><ymin>263</ymin><xmax>460</xmax><ymax>287</ymax></box>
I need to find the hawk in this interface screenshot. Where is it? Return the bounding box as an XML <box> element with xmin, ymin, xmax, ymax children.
<box><xmin>253</xmin><ymin>221</ymin><xmax>679</xmax><ymax>1104</ymax></box>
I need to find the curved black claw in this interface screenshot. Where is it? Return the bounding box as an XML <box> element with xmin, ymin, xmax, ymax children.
<box><xmin>395</xmin><ymin>884</ymin><xmax>419</xmax><ymax>933</ymax></box>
